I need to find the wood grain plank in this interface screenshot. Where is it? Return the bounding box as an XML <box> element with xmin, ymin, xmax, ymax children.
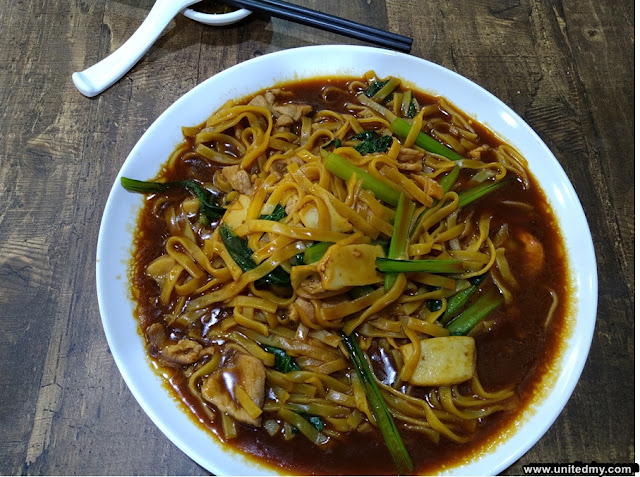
<box><xmin>0</xmin><ymin>1</ymin><xmax>99</xmax><ymax>472</ymax></box>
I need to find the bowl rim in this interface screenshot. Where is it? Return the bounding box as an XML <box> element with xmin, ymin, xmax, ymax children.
<box><xmin>96</xmin><ymin>44</ymin><xmax>598</xmax><ymax>476</ymax></box>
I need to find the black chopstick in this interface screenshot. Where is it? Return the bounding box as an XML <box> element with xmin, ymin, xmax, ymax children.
<box><xmin>248</xmin><ymin>0</ymin><xmax>413</xmax><ymax>49</ymax></box>
<box><xmin>224</xmin><ymin>0</ymin><xmax>413</xmax><ymax>53</ymax></box>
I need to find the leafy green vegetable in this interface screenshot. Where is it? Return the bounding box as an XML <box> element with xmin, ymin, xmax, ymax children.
<box><xmin>407</xmin><ymin>101</ymin><xmax>418</xmax><ymax>119</ymax></box>
<box><xmin>446</xmin><ymin>287</ymin><xmax>503</xmax><ymax>336</ymax></box>
<box><xmin>219</xmin><ymin>222</ymin><xmax>255</xmax><ymax>270</ymax></box>
<box><xmin>365</xmin><ymin>80</ymin><xmax>390</xmax><ymax>98</ymax></box>
<box><xmin>440</xmin><ymin>274</ymin><xmax>486</xmax><ymax>325</ymax></box>
<box><xmin>407</xmin><ymin>99</ymin><xmax>417</xmax><ymax>118</ymax></box>
<box><xmin>353</xmin><ymin>130</ymin><xmax>393</xmax><ymax>155</ymax></box>
<box><xmin>389</xmin><ymin>117</ymin><xmax>464</xmax><ymax>161</ymax></box>
<box><xmin>322</xmin><ymin>138</ymin><xmax>342</xmax><ymax>150</ymax></box>
<box><xmin>427</xmin><ymin>299</ymin><xmax>443</xmax><ymax>312</ymax></box>
<box><xmin>289</xmin><ymin>412</ymin><xmax>325</xmax><ymax>434</ymax></box>
<box><xmin>369</xmin><ymin>77</ymin><xmax>401</xmax><ymax>102</ymax></box>
<box><xmin>219</xmin><ymin>223</ymin><xmax>291</xmax><ymax>287</ymax></box>
<box><xmin>259</xmin><ymin>203</ymin><xmax>286</xmax><ymax>221</ymax></box>
<box><xmin>295</xmin><ymin>413</ymin><xmax>325</xmax><ymax>432</ymax></box>
<box><xmin>324</xmin><ymin>153</ymin><xmax>401</xmax><ymax>206</ymax></box>
<box><xmin>376</xmin><ymin>258</ymin><xmax>466</xmax><ymax>274</ymax></box>
<box><xmin>342</xmin><ymin>333</ymin><xmax>413</xmax><ymax>475</ymax></box>
<box><xmin>306</xmin><ymin>415</ymin><xmax>324</xmax><ymax>431</ymax></box>
<box><xmin>264</xmin><ymin>345</ymin><xmax>301</xmax><ymax>373</ymax></box>
<box><xmin>121</xmin><ymin>177</ymin><xmax>225</xmax><ymax>221</ymax></box>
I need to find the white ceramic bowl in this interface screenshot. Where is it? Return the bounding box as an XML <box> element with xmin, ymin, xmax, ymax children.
<box><xmin>182</xmin><ymin>5</ymin><xmax>251</xmax><ymax>26</ymax></box>
<box><xmin>96</xmin><ymin>45</ymin><xmax>597</xmax><ymax>475</ymax></box>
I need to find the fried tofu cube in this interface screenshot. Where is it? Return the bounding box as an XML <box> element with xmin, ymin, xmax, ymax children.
<box><xmin>222</xmin><ymin>194</ymin><xmax>251</xmax><ymax>230</ymax></box>
<box><xmin>317</xmin><ymin>244</ymin><xmax>384</xmax><ymax>290</ymax></box>
<box><xmin>400</xmin><ymin>336</ymin><xmax>476</xmax><ymax>386</ymax></box>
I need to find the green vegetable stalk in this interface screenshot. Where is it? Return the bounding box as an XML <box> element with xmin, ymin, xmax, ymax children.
<box><xmin>121</xmin><ymin>177</ymin><xmax>225</xmax><ymax>221</ymax></box>
<box><xmin>365</xmin><ymin>78</ymin><xmax>401</xmax><ymax>102</ymax></box>
<box><xmin>389</xmin><ymin>117</ymin><xmax>464</xmax><ymax>161</ymax></box>
<box><xmin>457</xmin><ymin>179</ymin><xmax>509</xmax><ymax>208</ymax></box>
<box><xmin>376</xmin><ymin>258</ymin><xmax>466</xmax><ymax>274</ymax></box>
<box><xmin>342</xmin><ymin>333</ymin><xmax>414</xmax><ymax>474</ymax></box>
<box><xmin>324</xmin><ymin>152</ymin><xmax>401</xmax><ymax>206</ymax></box>
<box><xmin>439</xmin><ymin>165</ymin><xmax>460</xmax><ymax>194</ymax></box>
<box><xmin>445</xmin><ymin>287</ymin><xmax>504</xmax><ymax>335</ymax></box>
<box><xmin>365</xmin><ymin>79</ymin><xmax>390</xmax><ymax>98</ymax></box>
<box><xmin>440</xmin><ymin>274</ymin><xmax>486</xmax><ymax>325</ymax></box>
<box><xmin>385</xmin><ymin>193</ymin><xmax>416</xmax><ymax>289</ymax></box>
<box><xmin>303</xmin><ymin>242</ymin><xmax>333</xmax><ymax>264</ymax></box>
<box><xmin>401</xmin><ymin>90</ymin><xmax>416</xmax><ymax>118</ymax></box>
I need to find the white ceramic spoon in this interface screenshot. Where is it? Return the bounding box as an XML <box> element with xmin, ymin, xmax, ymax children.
<box><xmin>73</xmin><ymin>0</ymin><xmax>202</xmax><ymax>97</ymax></box>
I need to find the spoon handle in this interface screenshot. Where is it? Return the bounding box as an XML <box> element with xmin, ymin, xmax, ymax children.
<box><xmin>72</xmin><ymin>0</ymin><xmax>199</xmax><ymax>97</ymax></box>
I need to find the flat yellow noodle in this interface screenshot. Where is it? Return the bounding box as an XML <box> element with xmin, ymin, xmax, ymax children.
<box><xmin>344</xmin><ymin>273</ymin><xmax>407</xmax><ymax>335</ymax></box>
<box><xmin>210</xmin><ymin>232</ymin><xmax>244</xmax><ymax>281</ymax></box>
<box><xmin>188</xmin><ymin>242</ymin><xmax>305</xmax><ymax>310</ymax></box>
<box><xmin>226</xmin><ymin>295</ymin><xmax>279</xmax><ymax>314</ymax></box>
<box><xmin>311</xmin><ymin>185</ymin><xmax>379</xmax><ymax>238</ymax></box>
<box><xmin>381</xmin><ymin>165</ymin><xmax>434</xmax><ymax>207</ymax></box>
<box><xmin>320</xmin><ymin>288</ymin><xmax>386</xmax><ymax>322</ymax></box>
<box><xmin>399</xmin><ymin>319</ymin><xmax>422</xmax><ymax>381</ymax></box>
<box><xmin>404</xmin><ymin>316</ymin><xmax>450</xmax><ymax>337</ymax></box>
<box><xmin>166</xmin><ymin>237</ymin><xmax>206</xmax><ymax>279</ymax></box>
<box><xmin>236</xmin><ymin>219</ymin><xmax>350</xmax><ymax>243</ymax></box>
<box><xmin>252</xmin><ymin>235</ymin><xmax>297</xmax><ymax>263</ymax></box>
<box><xmin>235</xmin><ymin>385</ymin><xmax>263</xmax><ymax>419</ymax></box>
<box><xmin>161</xmin><ymin>263</ymin><xmax>184</xmax><ymax>305</ymax></box>
<box><xmin>403</xmin><ymin>106</ymin><xmax>428</xmax><ymax>148</ymax></box>
<box><xmin>233</xmin><ymin>307</ymin><xmax>269</xmax><ymax>337</ymax></box>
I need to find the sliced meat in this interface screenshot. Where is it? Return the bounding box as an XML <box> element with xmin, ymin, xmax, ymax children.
<box><xmin>159</xmin><ymin>338</ymin><xmax>203</xmax><ymax>365</ymax></box>
<box><xmin>201</xmin><ymin>348</ymin><xmax>266</xmax><ymax>426</ymax></box>
<box><xmin>397</xmin><ymin>147</ymin><xmax>424</xmax><ymax>163</ymax></box>
<box><xmin>275</xmin><ymin>114</ymin><xmax>294</xmax><ymax>127</ymax></box>
<box><xmin>145</xmin><ymin>323</ymin><xmax>204</xmax><ymax>366</ymax></box>
<box><xmin>145</xmin><ymin>323</ymin><xmax>169</xmax><ymax>357</ymax></box>
<box><xmin>221</xmin><ymin>165</ymin><xmax>253</xmax><ymax>195</ymax></box>
<box><xmin>411</xmin><ymin>173</ymin><xmax>444</xmax><ymax>200</ymax></box>
<box><xmin>248</xmin><ymin>94</ymin><xmax>269</xmax><ymax>109</ymax></box>
<box><xmin>272</xmin><ymin>103</ymin><xmax>312</xmax><ymax>122</ymax></box>
<box><xmin>247</xmin><ymin>91</ymin><xmax>312</xmax><ymax>122</ymax></box>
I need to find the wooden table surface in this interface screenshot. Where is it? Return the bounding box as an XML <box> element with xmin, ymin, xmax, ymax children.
<box><xmin>0</xmin><ymin>0</ymin><xmax>634</xmax><ymax>475</ymax></box>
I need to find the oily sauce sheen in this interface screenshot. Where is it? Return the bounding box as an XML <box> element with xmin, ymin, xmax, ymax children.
<box><xmin>131</xmin><ymin>77</ymin><xmax>569</xmax><ymax>475</ymax></box>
